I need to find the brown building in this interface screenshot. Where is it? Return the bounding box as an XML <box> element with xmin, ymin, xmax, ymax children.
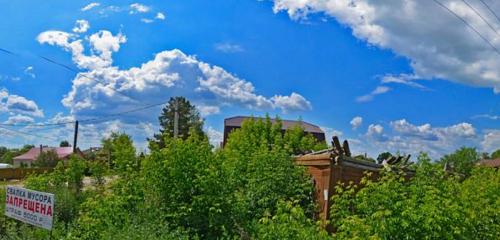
<box><xmin>223</xmin><ymin>116</ymin><xmax>326</xmax><ymax>147</ymax></box>
<box><xmin>294</xmin><ymin>137</ymin><xmax>414</xmax><ymax>225</ymax></box>
<box><xmin>477</xmin><ymin>158</ymin><xmax>500</xmax><ymax>168</ymax></box>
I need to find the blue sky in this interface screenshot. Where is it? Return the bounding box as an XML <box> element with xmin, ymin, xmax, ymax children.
<box><xmin>0</xmin><ymin>0</ymin><xmax>498</xmax><ymax>158</ymax></box>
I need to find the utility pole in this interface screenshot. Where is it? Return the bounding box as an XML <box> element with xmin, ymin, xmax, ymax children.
<box><xmin>174</xmin><ymin>100</ymin><xmax>179</xmax><ymax>139</ymax></box>
<box><xmin>73</xmin><ymin>120</ymin><xmax>79</xmax><ymax>153</ymax></box>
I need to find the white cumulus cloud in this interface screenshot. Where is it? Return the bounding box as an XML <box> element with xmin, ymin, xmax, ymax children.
<box><xmin>482</xmin><ymin>130</ymin><xmax>500</xmax><ymax>153</ymax></box>
<box><xmin>350</xmin><ymin>116</ymin><xmax>363</xmax><ymax>130</ymax></box>
<box><xmin>36</xmin><ymin>29</ymin><xmax>312</xmax><ymax>123</ymax></box>
<box><xmin>24</xmin><ymin>66</ymin><xmax>35</xmax><ymax>78</ymax></box>
<box><xmin>129</xmin><ymin>3</ymin><xmax>150</xmax><ymax>14</ymax></box>
<box><xmin>206</xmin><ymin>127</ymin><xmax>223</xmax><ymax>148</ymax></box>
<box><xmin>271</xmin><ymin>0</ymin><xmax>500</xmax><ymax>93</ymax></box>
<box><xmin>320</xmin><ymin>126</ymin><xmax>343</xmax><ymax>143</ymax></box>
<box><xmin>352</xmin><ymin>119</ymin><xmax>480</xmax><ymax>159</ymax></box>
<box><xmin>214</xmin><ymin>43</ymin><xmax>244</xmax><ymax>53</ymax></box>
<box><xmin>156</xmin><ymin>12</ymin><xmax>165</xmax><ymax>20</ymax></box>
<box><xmin>198</xmin><ymin>105</ymin><xmax>220</xmax><ymax>117</ymax></box>
<box><xmin>4</xmin><ymin>115</ymin><xmax>34</xmax><ymax>125</ymax></box>
<box><xmin>271</xmin><ymin>92</ymin><xmax>312</xmax><ymax>113</ymax></box>
<box><xmin>356</xmin><ymin>86</ymin><xmax>391</xmax><ymax>102</ymax></box>
<box><xmin>141</xmin><ymin>18</ymin><xmax>154</xmax><ymax>24</ymax></box>
<box><xmin>0</xmin><ymin>88</ymin><xmax>44</xmax><ymax>117</ymax></box>
<box><xmin>367</xmin><ymin>123</ymin><xmax>384</xmax><ymax>136</ymax></box>
<box><xmin>72</xmin><ymin>20</ymin><xmax>90</xmax><ymax>33</ymax></box>
<box><xmin>81</xmin><ymin>2</ymin><xmax>100</xmax><ymax>11</ymax></box>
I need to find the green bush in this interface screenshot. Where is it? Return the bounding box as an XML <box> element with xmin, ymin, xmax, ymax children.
<box><xmin>222</xmin><ymin>116</ymin><xmax>316</xmax><ymax>236</ymax></box>
<box><xmin>330</xmin><ymin>153</ymin><xmax>500</xmax><ymax>240</ymax></box>
<box><xmin>255</xmin><ymin>201</ymin><xmax>329</xmax><ymax>240</ymax></box>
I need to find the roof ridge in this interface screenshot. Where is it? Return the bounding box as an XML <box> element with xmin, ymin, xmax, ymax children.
<box><xmin>224</xmin><ymin>115</ymin><xmax>319</xmax><ymax>127</ymax></box>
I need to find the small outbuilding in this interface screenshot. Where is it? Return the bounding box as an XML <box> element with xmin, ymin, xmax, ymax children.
<box><xmin>294</xmin><ymin>137</ymin><xmax>414</xmax><ymax>225</ymax></box>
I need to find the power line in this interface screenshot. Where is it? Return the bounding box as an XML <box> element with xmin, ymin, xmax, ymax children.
<box><xmin>478</xmin><ymin>0</ymin><xmax>500</xmax><ymax>25</ymax></box>
<box><xmin>0</xmin><ymin>48</ymin><xmax>16</xmax><ymax>56</ymax></box>
<box><xmin>433</xmin><ymin>0</ymin><xmax>500</xmax><ymax>56</ymax></box>
<box><xmin>38</xmin><ymin>55</ymin><xmax>78</xmax><ymax>72</ymax></box>
<box><xmin>37</xmin><ymin>55</ymin><xmax>140</xmax><ymax>103</ymax></box>
<box><xmin>461</xmin><ymin>0</ymin><xmax>499</xmax><ymax>35</ymax></box>
<box><xmin>0</xmin><ymin>99</ymin><xmax>168</xmax><ymax>128</ymax></box>
<box><xmin>0</xmin><ymin>47</ymin><xmax>169</xmax><ymax>128</ymax></box>
<box><xmin>25</xmin><ymin>124</ymin><xmax>73</xmax><ymax>133</ymax></box>
<box><xmin>0</xmin><ymin>46</ymin><xmax>141</xmax><ymax>104</ymax></box>
<box><xmin>0</xmin><ymin>121</ymin><xmax>74</xmax><ymax>127</ymax></box>
<box><xmin>0</xmin><ymin>125</ymin><xmax>59</xmax><ymax>141</ymax></box>
<box><xmin>79</xmin><ymin>100</ymin><xmax>168</xmax><ymax>124</ymax></box>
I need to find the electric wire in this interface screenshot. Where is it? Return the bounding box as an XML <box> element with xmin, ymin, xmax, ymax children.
<box><xmin>0</xmin><ymin>47</ymin><xmax>169</xmax><ymax>128</ymax></box>
<box><xmin>0</xmin><ymin>125</ymin><xmax>59</xmax><ymax>141</ymax></box>
<box><xmin>0</xmin><ymin>48</ymin><xmax>16</xmax><ymax>56</ymax></box>
<box><xmin>478</xmin><ymin>0</ymin><xmax>500</xmax><ymax>25</ymax></box>
<box><xmin>433</xmin><ymin>0</ymin><xmax>500</xmax><ymax>56</ymax></box>
<box><xmin>0</xmin><ymin>100</ymin><xmax>167</xmax><ymax>128</ymax></box>
<box><xmin>37</xmin><ymin>55</ymin><xmax>141</xmax><ymax>103</ymax></box>
<box><xmin>461</xmin><ymin>0</ymin><xmax>499</xmax><ymax>35</ymax></box>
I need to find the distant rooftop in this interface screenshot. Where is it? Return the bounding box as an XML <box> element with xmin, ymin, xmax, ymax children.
<box><xmin>477</xmin><ymin>158</ymin><xmax>500</xmax><ymax>168</ymax></box>
<box><xmin>224</xmin><ymin>116</ymin><xmax>324</xmax><ymax>133</ymax></box>
<box><xmin>13</xmin><ymin>147</ymin><xmax>74</xmax><ymax>161</ymax></box>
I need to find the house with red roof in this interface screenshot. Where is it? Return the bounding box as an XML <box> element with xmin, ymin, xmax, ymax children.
<box><xmin>13</xmin><ymin>146</ymin><xmax>81</xmax><ymax>167</ymax></box>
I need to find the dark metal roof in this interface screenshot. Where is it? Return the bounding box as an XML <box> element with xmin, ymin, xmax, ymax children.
<box><xmin>224</xmin><ymin>116</ymin><xmax>324</xmax><ymax>133</ymax></box>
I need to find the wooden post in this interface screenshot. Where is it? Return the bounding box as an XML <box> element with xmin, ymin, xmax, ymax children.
<box><xmin>332</xmin><ymin>136</ymin><xmax>343</xmax><ymax>156</ymax></box>
<box><xmin>342</xmin><ymin>140</ymin><xmax>351</xmax><ymax>157</ymax></box>
<box><xmin>73</xmin><ymin>120</ymin><xmax>79</xmax><ymax>153</ymax></box>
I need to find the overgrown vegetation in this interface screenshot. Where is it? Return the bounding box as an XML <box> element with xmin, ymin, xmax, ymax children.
<box><xmin>0</xmin><ymin>145</ymin><xmax>33</xmax><ymax>164</ymax></box>
<box><xmin>0</xmin><ymin>105</ymin><xmax>499</xmax><ymax>239</ymax></box>
<box><xmin>0</xmin><ymin>116</ymin><xmax>328</xmax><ymax>239</ymax></box>
<box><xmin>34</xmin><ymin>149</ymin><xmax>60</xmax><ymax>167</ymax></box>
<box><xmin>331</xmin><ymin>152</ymin><xmax>500</xmax><ymax>239</ymax></box>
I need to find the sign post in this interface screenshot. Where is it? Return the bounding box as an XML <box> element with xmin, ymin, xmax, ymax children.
<box><xmin>4</xmin><ymin>186</ymin><xmax>54</xmax><ymax>231</ymax></box>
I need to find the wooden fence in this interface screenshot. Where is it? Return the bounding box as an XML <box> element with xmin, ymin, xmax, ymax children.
<box><xmin>0</xmin><ymin>168</ymin><xmax>53</xmax><ymax>180</ymax></box>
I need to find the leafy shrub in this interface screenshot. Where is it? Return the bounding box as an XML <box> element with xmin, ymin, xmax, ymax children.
<box><xmin>143</xmin><ymin>133</ymin><xmax>232</xmax><ymax>238</ymax></box>
<box><xmin>255</xmin><ymin>201</ymin><xmax>329</xmax><ymax>240</ymax></box>
<box><xmin>330</xmin><ymin>153</ymin><xmax>500</xmax><ymax>240</ymax></box>
<box><xmin>34</xmin><ymin>149</ymin><xmax>60</xmax><ymax>167</ymax></box>
<box><xmin>222</xmin><ymin>117</ymin><xmax>316</xmax><ymax>235</ymax></box>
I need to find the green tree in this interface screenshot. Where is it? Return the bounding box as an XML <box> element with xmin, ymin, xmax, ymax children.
<box><xmin>35</xmin><ymin>149</ymin><xmax>60</xmax><ymax>167</ymax></box>
<box><xmin>20</xmin><ymin>144</ymin><xmax>34</xmax><ymax>153</ymax></box>
<box><xmin>144</xmin><ymin>132</ymin><xmax>231</xmax><ymax>238</ymax></box>
<box><xmin>60</xmin><ymin>140</ymin><xmax>70</xmax><ymax>147</ymax></box>
<box><xmin>0</xmin><ymin>149</ymin><xmax>14</xmax><ymax>164</ymax></box>
<box><xmin>102</xmin><ymin>132</ymin><xmax>137</xmax><ymax>173</ymax></box>
<box><xmin>151</xmin><ymin>97</ymin><xmax>205</xmax><ymax>148</ymax></box>
<box><xmin>222</xmin><ymin>116</ymin><xmax>315</xmax><ymax>235</ymax></box>
<box><xmin>283</xmin><ymin>124</ymin><xmax>327</xmax><ymax>155</ymax></box>
<box><xmin>0</xmin><ymin>146</ymin><xmax>7</xmax><ymax>160</ymax></box>
<box><xmin>491</xmin><ymin>149</ymin><xmax>500</xmax><ymax>159</ymax></box>
<box><xmin>440</xmin><ymin>147</ymin><xmax>479</xmax><ymax>177</ymax></box>
<box><xmin>377</xmin><ymin>151</ymin><xmax>393</xmax><ymax>164</ymax></box>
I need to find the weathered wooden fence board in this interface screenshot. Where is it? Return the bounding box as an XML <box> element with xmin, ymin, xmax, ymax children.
<box><xmin>0</xmin><ymin>168</ymin><xmax>53</xmax><ymax>180</ymax></box>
